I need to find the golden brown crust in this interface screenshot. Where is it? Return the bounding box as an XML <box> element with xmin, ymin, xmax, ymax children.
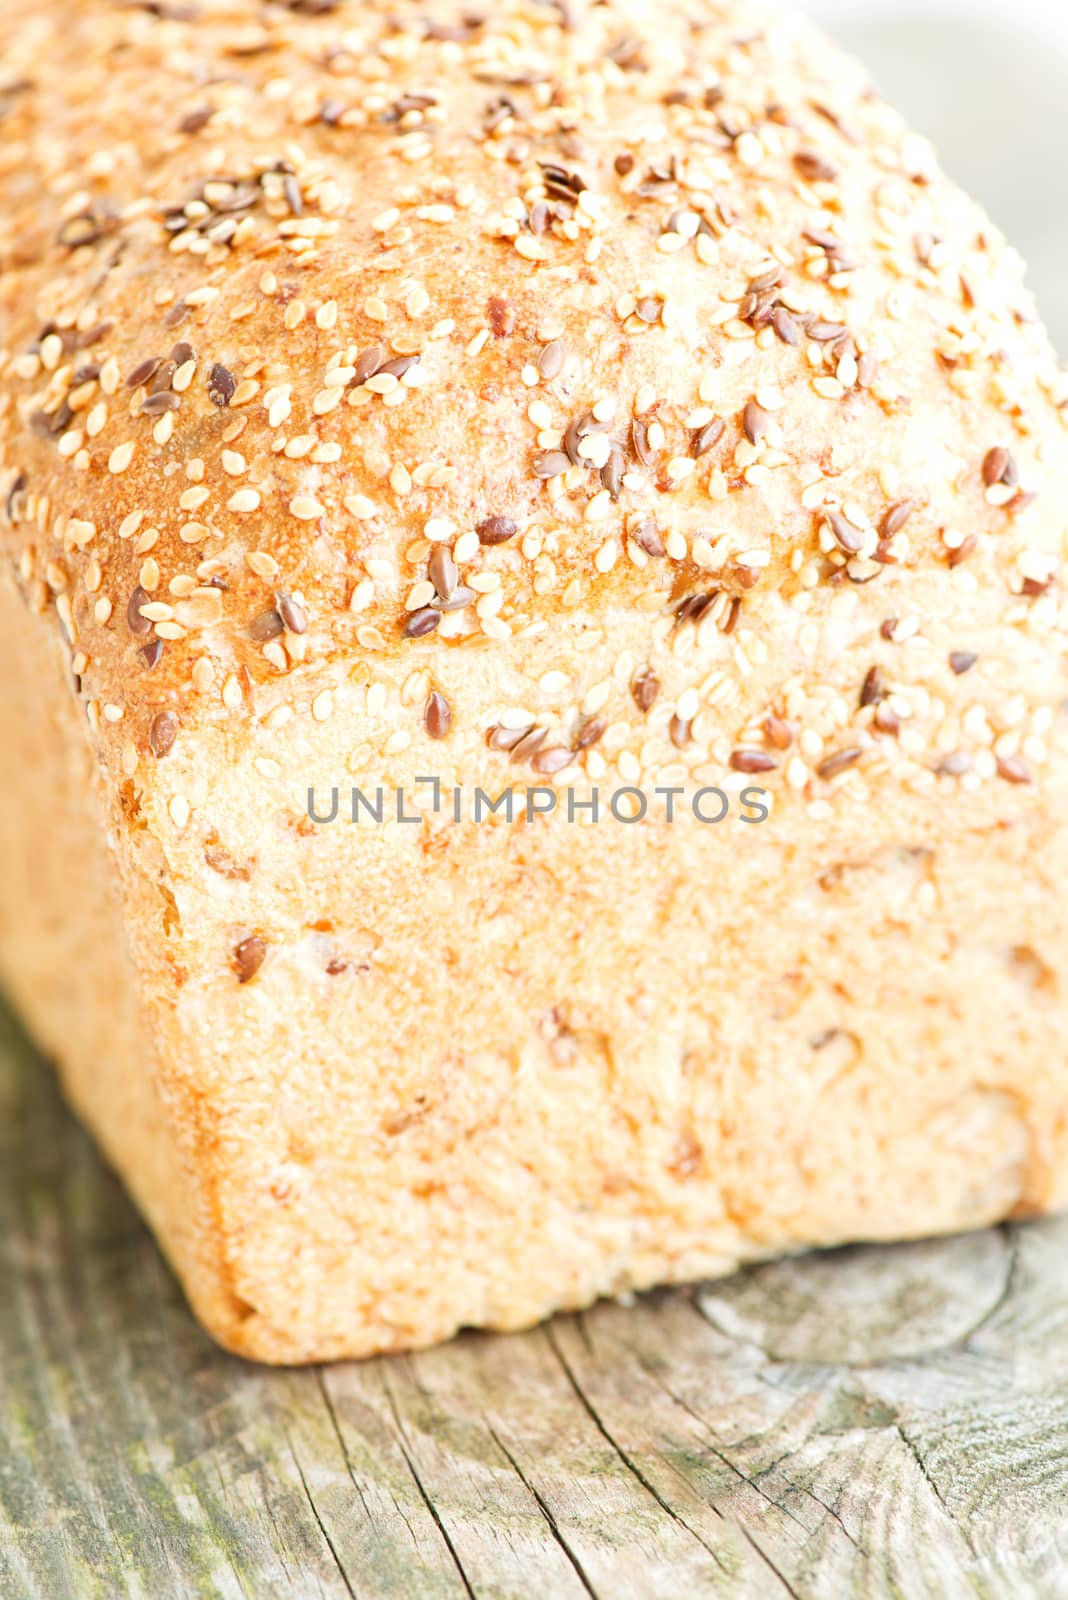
<box><xmin>2</xmin><ymin>0</ymin><xmax>1066</xmax><ymax>801</ymax></box>
<box><xmin>2</xmin><ymin>0</ymin><xmax>1068</xmax><ymax>1363</ymax></box>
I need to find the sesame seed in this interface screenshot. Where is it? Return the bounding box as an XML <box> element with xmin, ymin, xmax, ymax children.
<box><xmin>108</xmin><ymin>441</ymin><xmax>135</xmax><ymax>474</ymax></box>
<box><xmin>290</xmin><ymin>496</ymin><xmax>325</xmax><ymax>521</ymax></box>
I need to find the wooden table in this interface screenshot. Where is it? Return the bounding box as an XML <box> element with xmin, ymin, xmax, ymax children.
<box><xmin>3</xmin><ymin>1002</ymin><xmax>1066</xmax><ymax>1599</ymax></box>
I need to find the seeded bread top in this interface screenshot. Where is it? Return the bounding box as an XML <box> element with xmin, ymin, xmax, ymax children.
<box><xmin>1</xmin><ymin>0</ymin><xmax>1066</xmax><ymax>803</ymax></box>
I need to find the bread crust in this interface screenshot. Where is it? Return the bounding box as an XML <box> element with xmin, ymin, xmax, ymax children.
<box><xmin>1</xmin><ymin>0</ymin><xmax>1067</xmax><ymax>1361</ymax></box>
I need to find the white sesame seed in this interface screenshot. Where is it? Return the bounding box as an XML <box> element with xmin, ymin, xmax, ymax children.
<box><xmin>344</xmin><ymin>494</ymin><xmax>377</xmax><ymax>520</ymax></box>
<box><xmin>290</xmin><ymin>496</ymin><xmax>325</xmax><ymax>521</ymax></box>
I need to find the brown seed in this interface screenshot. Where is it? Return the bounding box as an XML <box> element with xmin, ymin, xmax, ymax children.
<box><xmin>149</xmin><ymin>710</ymin><xmax>179</xmax><ymax>759</ymax></box>
<box><xmin>276</xmin><ymin>592</ymin><xmax>308</xmax><ymax>634</ymax></box>
<box><xmin>860</xmin><ymin>665</ymin><xmax>884</xmax><ymax>707</ymax></box>
<box><xmin>533</xmin><ymin>450</ymin><xmax>570</xmax><ymax>479</ymax></box>
<box><xmin>874</xmin><ymin>703</ymin><xmax>900</xmax><ymax>736</ymax></box>
<box><xmin>747</xmin><ymin>267</ymin><xmax>783</xmax><ymax>295</ymax></box>
<box><xmin>208</xmin><ymin>363</ymin><xmax>236</xmax><ymax>406</ymax></box>
<box><xmin>803</xmin><ymin>226</ymin><xmax>843</xmax><ymax>254</ymax></box>
<box><xmin>997</xmin><ymin>755</ymin><xmax>1032</xmax><ymax>784</ymax></box>
<box><xmin>233</xmin><ymin>935</ymin><xmax>267</xmax><ymax>984</ymax></box>
<box><xmin>772</xmin><ymin>307</ymin><xmax>801</xmax><ymax>346</ymax></box>
<box><xmin>488</xmin><ymin>295</ymin><xmax>516</xmax><ymax>336</ymax></box>
<box><xmin>4</xmin><ymin>470</ymin><xmax>27</xmax><ymax>524</ymax></box>
<box><xmin>794</xmin><ymin>150</ymin><xmax>837</xmax><ymax>182</ymax></box>
<box><xmin>574</xmin><ymin>717</ymin><xmax>606</xmax><ymax>750</ymax></box>
<box><xmin>763</xmin><ymin>714</ymin><xmax>793</xmax><ymax>750</ymax></box>
<box><xmin>742</xmin><ymin>399</ymin><xmax>770</xmax><ymax>445</ymax></box>
<box><xmin>440</xmin><ymin>584</ymin><xmax>475</xmax><ymax>613</ymax></box>
<box><xmin>563</xmin><ymin>416</ymin><xmax>585</xmax><ymax>465</ymax></box>
<box><xmin>378</xmin><ymin>355</ymin><xmax>419</xmax><ymax>381</ymax></box>
<box><xmin>806</xmin><ymin>318</ymin><xmax>848</xmax><ymax>342</ymax></box>
<box><xmin>179</xmin><ymin>105</ymin><xmax>215</xmax><ymax>135</ymax></box>
<box><xmin>948</xmin><ymin>534</ymin><xmax>978</xmax><ymax>568</ymax></box>
<box><xmin>169</xmin><ymin>340</ymin><xmax>196</xmax><ymax>366</ymax></box>
<box><xmin>669</xmin><ymin>715</ymin><xmax>692</xmax><ymax>749</ymax></box>
<box><xmin>635</xmin><ymin>298</ymin><xmax>662</xmax><ymax>324</ymax></box>
<box><xmin>631</xmin><ymin>518</ymin><xmax>664</xmax><ymax>558</ymax></box>
<box><xmin>982</xmin><ymin>445</ymin><xmax>1017</xmax><ymax>487</ymax></box>
<box><xmin>691</xmin><ymin>418</ymin><xmax>725</xmax><ymax>458</ymax></box>
<box><xmin>817</xmin><ymin>747</ymin><xmax>862</xmax><ymax>780</ymax></box>
<box><xmin>127</xmin><ymin>584</ymin><xmax>152</xmax><ymax>636</ymax></box>
<box><xmin>476</xmin><ymin>515</ymin><xmax>518</xmax><ymax>545</ymax></box>
<box><xmin>354</xmin><ymin>345</ymin><xmax>387</xmax><ymax>384</ymax></box>
<box><xmin>511</xmin><ymin>727</ymin><xmax>547</xmax><ymax>762</ymax></box>
<box><xmin>532</xmin><ymin>746</ymin><xmax>573</xmax><ymax>775</ymax></box>
<box><xmin>141</xmin><ymin>391</ymin><xmax>181</xmax><ymax>415</ymax></box>
<box><xmin>126</xmin><ymin>356</ymin><xmax>162</xmax><ymax>390</ymax></box>
<box><xmin>487</xmin><ymin>723</ymin><xmax>531</xmax><ymax>752</ymax></box>
<box><xmin>730</xmin><ymin>749</ymin><xmax>777</xmax><ymax>774</ymax></box>
<box><xmin>149</xmin><ymin>360</ymin><xmax>177</xmax><ymax>395</ymax></box>
<box><xmin>949</xmin><ymin>650</ymin><xmax>978</xmax><ymax>675</ymax></box>
<box><xmin>404</xmin><ymin>607</ymin><xmax>441</xmax><ymax>638</ymax></box>
<box><xmin>428</xmin><ymin>546</ymin><xmax>458</xmax><ymax>599</ymax></box>
<box><xmin>601</xmin><ymin>451</ymin><xmax>624</xmax><ymax>499</ymax></box>
<box><xmin>537</xmin><ymin>340</ymin><xmax>566</xmax><ymax>380</ymax></box>
<box><xmin>249</xmin><ymin>608</ymin><xmax>284</xmax><ymax>642</ymax></box>
<box><xmin>140</xmin><ymin>639</ymin><xmax>164</xmax><ymax>670</ymax></box>
<box><xmin>631</xmin><ymin>668</ymin><xmax>659</xmax><ymax>712</ymax></box>
<box><xmin>857</xmin><ymin>350</ymin><xmax>879</xmax><ymax>388</ymax></box>
<box><xmin>881</xmin><ymin>499</ymin><xmax>916</xmax><ymax>537</ymax></box>
<box><xmin>425</xmin><ymin>691</ymin><xmax>452</xmax><ymax>739</ymax></box>
<box><xmin>826</xmin><ymin>509</ymin><xmax>864</xmax><ymax>553</ymax></box>
<box><xmin>631</xmin><ymin>417</ymin><xmax>656</xmax><ymax>468</ymax></box>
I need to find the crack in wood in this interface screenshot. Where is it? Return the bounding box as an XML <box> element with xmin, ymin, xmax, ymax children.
<box><xmin>485</xmin><ymin>1424</ymin><xmax>601</xmax><ymax>1599</ymax></box>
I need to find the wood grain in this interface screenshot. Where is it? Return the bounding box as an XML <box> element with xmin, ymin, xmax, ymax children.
<box><xmin>2</xmin><ymin>1001</ymin><xmax>1066</xmax><ymax>1599</ymax></box>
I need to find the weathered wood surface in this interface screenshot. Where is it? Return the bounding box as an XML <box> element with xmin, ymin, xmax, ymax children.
<box><xmin>2</xmin><ymin>1002</ymin><xmax>1068</xmax><ymax>1600</ymax></box>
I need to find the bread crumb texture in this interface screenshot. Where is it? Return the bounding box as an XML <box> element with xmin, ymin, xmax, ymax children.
<box><xmin>1</xmin><ymin>0</ymin><xmax>1067</xmax><ymax>1362</ymax></box>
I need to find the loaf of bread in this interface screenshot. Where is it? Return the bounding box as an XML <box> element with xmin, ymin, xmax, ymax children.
<box><xmin>1</xmin><ymin>0</ymin><xmax>1066</xmax><ymax>1363</ymax></box>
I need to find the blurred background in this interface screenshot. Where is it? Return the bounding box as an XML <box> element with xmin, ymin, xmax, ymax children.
<box><xmin>796</xmin><ymin>0</ymin><xmax>1068</xmax><ymax>357</ymax></box>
